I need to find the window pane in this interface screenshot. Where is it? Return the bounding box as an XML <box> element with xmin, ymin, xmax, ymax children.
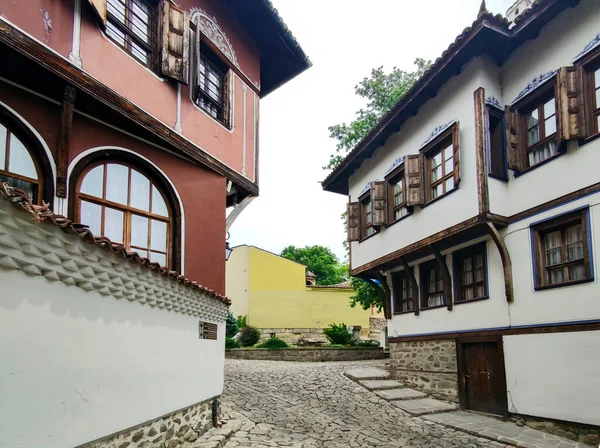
<box><xmin>445</xmin><ymin>177</ymin><xmax>454</xmax><ymax>192</ymax></box>
<box><xmin>464</xmin><ymin>286</ymin><xmax>474</xmax><ymax>301</ymax></box>
<box><xmin>474</xmin><ymin>267</ymin><xmax>484</xmax><ymax>283</ymax></box>
<box><xmin>131</xmin><ymin>0</ymin><xmax>149</xmax><ymax>42</ymax></box>
<box><xmin>80</xmin><ymin>201</ymin><xmax>102</xmax><ymax>236</ymax></box>
<box><xmin>106</xmin><ymin>164</ymin><xmax>128</xmax><ymax>205</ymax></box>
<box><xmin>428</xmin><ymin>293</ymin><xmax>444</xmax><ymax>307</ymax></box>
<box><xmin>596</xmin><ymin>88</ymin><xmax>600</xmax><ymax>109</ymax></box>
<box><xmin>431</xmin><ymin>165</ymin><xmax>442</xmax><ymax>182</ymax></box>
<box><xmin>528</xmin><ymin>140</ymin><xmax>558</xmax><ymax>166</ymax></box>
<box><xmin>80</xmin><ymin>165</ymin><xmax>104</xmax><ymax>198</ymax></box>
<box><xmin>475</xmin><ymin>254</ymin><xmax>484</xmax><ymax>268</ymax></box>
<box><xmin>0</xmin><ymin>174</ymin><xmax>36</xmax><ymax>201</ymax></box>
<box><xmin>527</xmin><ymin>126</ymin><xmax>539</xmax><ymax>146</ymax></box>
<box><xmin>547</xmin><ymin>268</ymin><xmax>564</xmax><ymax>285</ymax></box>
<box><xmin>566</xmin><ymin>224</ymin><xmax>582</xmax><ymax>244</ymax></box>
<box><xmin>432</xmin><ymin>152</ymin><xmax>442</xmax><ymax>167</ymax></box>
<box><xmin>432</xmin><ymin>183</ymin><xmax>443</xmax><ymax>199</ymax></box>
<box><xmin>151</xmin><ymin>185</ymin><xmax>169</xmax><ymax>217</ymax></box>
<box><xmin>106</xmin><ymin>21</ymin><xmax>126</xmax><ymax>45</ymax></box>
<box><xmin>0</xmin><ymin>124</ymin><xmax>6</xmax><ymax>170</ymax></box>
<box><xmin>8</xmin><ymin>134</ymin><xmax>37</xmax><ymax>179</ymax></box>
<box><xmin>107</xmin><ymin>0</ymin><xmax>126</xmax><ymax>23</ymax></box>
<box><xmin>150</xmin><ymin>251</ymin><xmax>166</xmax><ymax>267</ymax></box>
<box><xmin>395</xmin><ymin>207</ymin><xmax>408</xmax><ymax>220</ymax></box>
<box><xmin>595</xmin><ymin>69</ymin><xmax>600</xmax><ymax>89</ymax></box>
<box><xmin>544</xmin><ymin>230</ymin><xmax>562</xmax><ymax>249</ymax></box>
<box><xmin>131</xmin><ymin>42</ymin><xmax>148</xmax><ymax>64</ymax></box>
<box><xmin>150</xmin><ymin>219</ymin><xmax>167</xmax><ymax>251</ymax></box>
<box><xmin>567</xmin><ymin>243</ymin><xmax>584</xmax><ymax>262</ymax></box>
<box><xmin>444</xmin><ymin>157</ymin><xmax>453</xmax><ymax>176</ymax></box>
<box><xmin>544</xmin><ymin>99</ymin><xmax>555</xmax><ymax>118</ymax></box>
<box><xmin>568</xmin><ymin>264</ymin><xmax>586</xmax><ymax>281</ymax></box>
<box><xmin>130</xmin><ymin>169</ymin><xmax>150</xmax><ymax>211</ymax></box>
<box><xmin>104</xmin><ymin>207</ymin><xmax>124</xmax><ymax>243</ymax></box>
<box><xmin>131</xmin><ymin>214</ymin><xmax>149</xmax><ymax>248</ymax></box>
<box><xmin>545</xmin><ymin>116</ymin><xmax>557</xmax><ymax>136</ymax></box>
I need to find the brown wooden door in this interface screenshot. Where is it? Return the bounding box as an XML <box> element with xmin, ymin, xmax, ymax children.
<box><xmin>458</xmin><ymin>337</ymin><xmax>507</xmax><ymax>417</ymax></box>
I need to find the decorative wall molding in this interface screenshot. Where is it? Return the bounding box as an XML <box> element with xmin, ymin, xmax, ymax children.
<box><xmin>512</xmin><ymin>70</ymin><xmax>557</xmax><ymax>105</ymax></box>
<box><xmin>384</xmin><ymin>156</ymin><xmax>405</xmax><ymax>177</ymax></box>
<box><xmin>190</xmin><ymin>9</ymin><xmax>238</xmax><ymax>68</ymax></box>
<box><xmin>573</xmin><ymin>32</ymin><xmax>600</xmax><ymax>63</ymax></box>
<box><xmin>420</xmin><ymin>119</ymin><xmax>458</xmax><ymax>148</ymax></box>
<box><xmin>359</xmin><ymin>182</ymin><xmax>372</xmax><ymax>197</ymax></box>
<box><xmin>485</xmin><ymin>96</ymin><xmax>503</xmax><ymax>110</ymax></box>
<box><xmin>0</xmin><ymin>201</ymin><xmax>228</xmax><ymax>322</ymax></box>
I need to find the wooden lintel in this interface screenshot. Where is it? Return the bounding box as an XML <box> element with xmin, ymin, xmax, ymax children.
<box><xmin>398</xmin><ymin>257</ymin><xmax>419</xmax><ymax>316</ymax></box>
<box><xmin>474</xmin><ymin>88</ymin><xmax>490</xmax><ymax>214</ymax></box>
<box><xmin>56</xmin><ymin>84</ymin><xmax>76</xmax><ymax>197</ymax></box>
<box><xmin>486</xmin><ymin>221</ymin><xmax>514</xmax><ymax>302</ymax></box>
<box><xmin>429</xmin><ymin>244</ymin><xmax>453</xmax><ymax>311</ymax></box>
<box><xmin>0</xmin><ymin>18</ymin><xmax>258</xmax><ymax>197</ymax></box>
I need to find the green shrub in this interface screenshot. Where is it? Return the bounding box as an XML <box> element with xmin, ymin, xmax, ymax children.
<box><xmin>323</xmin><ymin>323</ymin><xmax>355</xmax><ymax>346</ymax></box>
<box><xmin>236</xmin><ymin>315</ymin><xmax>247</xmax><ymax>329</ymax></box>
<box><xmin>256</xmin><ymin>338</ymin><xmax>288</xmax><ymax>349</ymax></box>
<box><xmin>225</xmin><ymin>337</ymin><xmax>240</xmax><ymax>349</ymax></box>
<box><xmin>238</xmin><ymin>325</ymin><xmax>260</xmax><ymax>347</ymax></box>
<box><xmin>226</xmin><ymin>312</ymin><xmax>238</xmax><ymax>338</ymax></box>
<box><xmin>356</xmin><ymin>339</ymin><xmax>380</xmax><ymax>348</ymax></box>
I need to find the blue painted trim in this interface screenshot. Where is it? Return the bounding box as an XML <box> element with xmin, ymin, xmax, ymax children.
<box><xmin>420</xmin><ymin>119</ymin><xmax>458</xmax><ymax>149</ymax></box>
<box><xmin>530</xmin><ymin>225</ymin><xmax>538</xmax><ymax>289</ymax></box>
<box><xmin>511</xmin><ymin>70</ymin><xmax>557</xmax><ymax>105</ymax></box>
<box><xmin>502</xmin><ymin>114</ymin><xmax>508</xmax><ymax>179</ymax></box>
<box><xmin>389</xmin><ymin>319</ymin><xmax>600</xmax><ymax>340</ymax></box>
<box><xmin>586</xmin><ymin>209</ymin><xmax>594</xmax><ymax>276</ymax></box>
<box><xmin>384</xmin><ymin>156</ymin><xmax>405</xmax><ymax>177</ymax></box>
<box><xmin>573</xmin><ymin>32</ymin><xmax>600</xmax><ymax>63</ymax></box>
<box><xmin>358</xmin><ymin>182</ymin><xmax>372</xmax><ymax>197</ymax></box>
<box><xmin>510</xmin><ymin>191</ymin><xmax>600</xmax><ymax>225</ymax></box>
<box><xmin>528</xmin><ymin>204</ymin><xmax>590</xmax><ymax>227</ymax></box>
<box><xmin>485</xmin><ymin>96</ymin><xmax>503</xmax><ymax>110</ymax></box>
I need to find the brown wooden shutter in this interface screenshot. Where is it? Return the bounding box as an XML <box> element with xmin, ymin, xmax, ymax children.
<box><xmin>557</xmin><ymin>66</ymin><xmax>588</xmax><ymax>141</ymax></box>
<box><xmin>370</xmin><ymin>181</ymin><xmax>388</xmax><ymax>226</ymax></box>
<box><xmin>86</xmin><ymin>0</ymin><xmax>107</xmax><ymax>24</ymax></box>
<box><xmin>160</xmin><ymin>1</ymin><xmax>190</xmax><ymax>84</ymax></box>
<box><xmin>405</xmin><ymin>154</ymin><xmax>424</xmax><ymax>206</ymax></box>
<box><xmin>452</xmin><ymin>122</ymin><xmax>461</xmax><ymax>186</ymax></box>
<box><xmin>347</xmin><ymin>202</ymin><xmax>361</xmax><ymax>242</ymax></box>
<box><xmin>505</xmin><ymin>106</ymin><xmax>525</xmax><ymax>172</ymax></box>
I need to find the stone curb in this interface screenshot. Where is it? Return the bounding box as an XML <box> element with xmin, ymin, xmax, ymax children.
<box><xmin>194</xmin><ymin>420</ymin><xmax>242</xmax><ymax>448</ymax></box>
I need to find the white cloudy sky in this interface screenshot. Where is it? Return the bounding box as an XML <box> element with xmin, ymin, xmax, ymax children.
<box><xmin>229</xmin><ymin>0</ymin><xmax>516</xmax><ymax>261</ymax></box>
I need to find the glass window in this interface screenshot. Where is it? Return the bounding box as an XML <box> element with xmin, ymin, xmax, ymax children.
<box><xmin>524</xmin><ymin>97</ymin><xmax>558</xmax><ymax>167</ymax></box>
<box><xmin>392</xmin><ymin>270</ymin><xmax>414</xmax><ymax>313</ymax></box>
<box><xmin>425</xmin><ymin>133</ymin><xmax>456</xmax><ymax>202</ymax></box>
<box><xmin>388</xmin><ymin>173</ymin><xmax>408</xmax><ymax>222</ymax></box>
<box><xmin>77</xmin><ymin>162</ymin><xmax>171</xmax><ymax>267</ymax></box>
<box><xmin>195</xmin><ymin>42</ymin><xmax>230</xmax><ymax>128</ymax></box>
<box><xmin>420</xmin><ymin>260</ymin><xmax>446</xmax><ymax>308</ymax></box>
<box><xmin>453</xmin><ymin>243</ymin><xmax>488</xmax><ymax>302</ymax></box>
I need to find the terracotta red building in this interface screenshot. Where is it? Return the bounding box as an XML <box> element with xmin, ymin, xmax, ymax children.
<box><xmin>0</xmin><ymin>0</ymin><xmax>310</xmax><ymax>294</ymax></box>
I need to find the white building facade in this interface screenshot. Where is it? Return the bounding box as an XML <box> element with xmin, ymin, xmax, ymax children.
<box><xmin>323</xmin><ymin>0</ymin><xmax>600</xmax><ymax>429</ymax></box>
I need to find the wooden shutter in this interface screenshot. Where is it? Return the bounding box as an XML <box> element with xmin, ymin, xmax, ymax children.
<box><xmin>405</xmin><ymin>154</ymin><xmax>424</xmax><ymax>206</ymax></box>
<box><xmin>160</xmin><ymin>1</ymin><xmax>190</xmax><ymax>84</ymax></box>
<box><xmin>505</xmin><ymin>106</ymin><xmax>525</xmax><ymax>172</ymax></box>
<box><xmin>347</xmin><ymin>202</ymin><xmax>361</xmax><ymax>242</ymax></box>
<box><xmin>370</xmin><ymin>181</ymin><xmax>388</xmax><ymax>226</ymax></box>
<box><xmin>557</xmin><ymin>66</ymin><xmax>588</xmax><ymax>141</ymax></box>
<box><xmin>86</xmin><ymin>0</ymin><xmax>107</xmax><ymax>24</ymax></box>
<box><xmin>452</xmin><ymin>122</ymin><xmax>461</xmax><ymax>186</ymax></box>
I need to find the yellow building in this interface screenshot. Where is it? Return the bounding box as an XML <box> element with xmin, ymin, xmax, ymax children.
<box><xmin>226</xmin><ymin>245</ymin><xmax>383</xmax><ymax>343</ymax></box>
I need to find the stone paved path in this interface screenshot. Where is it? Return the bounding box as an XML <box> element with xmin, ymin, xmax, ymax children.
<box><xmin>220</xmin><ymin>359</ymin><xmax>509</xmax><ymax>448</ymax></box>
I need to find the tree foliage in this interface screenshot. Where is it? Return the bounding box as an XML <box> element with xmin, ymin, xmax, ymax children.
<box><xmin>325</xmin><ymin>58</ymin><xmax>432</xmax><ymax>170</ymax></box>
<box><xmin>280</xmin><ymin>245</ymin><xmax>347</xmax><ymax>286</ymax></box>
<box><xmin>226</xmin><ymin>312</ymin><xmax>238</xmax><ymax>338</ymax></box>
<box><xmin>349</xmin><ymin>276</ymin><xmax>383</xmax><ymax>312</ymax></box>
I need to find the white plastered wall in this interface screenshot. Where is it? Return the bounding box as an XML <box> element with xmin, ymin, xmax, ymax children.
<box><xmin>349</xmin><ymin>58</ymin><xmax>489</xmax><ymax>270</ymax></box>
<box><xmin>504</xmin><ymin>331</ymin><xmax>600</xmax><ymax>425</ymax></box>
<box><xmin>0</xmin><ymin>202</ymin><xmax>227</xmax><ymax>448</ymax></box>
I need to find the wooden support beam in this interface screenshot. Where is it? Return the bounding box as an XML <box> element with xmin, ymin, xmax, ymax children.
<box><xmin>486</xmin><ymin>222</ymin><xmax>514</xmax><ymax>302</ymax></box>
<box><xmin>398</xmin><ymin>257</ymin><xmax>419</xmax><ymax>316</ymax></box>
<box><xmin>474</xmin><ymin>88</ymin><xmax>490</xmax><ymax>214</ymax></box>
<box><xmin>430</xmin><ymin>244</ymin><xmax>453</xmax><ymax>311</ymax></box>
<box><xmin>361</xmin><ymin>276</ymin><xmax>389</xmax><ymax>321</ymax></box>
<box><xmin>373</xmin><ymin>271</ymin><xmax>392</xmax><ymax>321</ymax></box>
<box><xmin>56</xmin><ymin>85</ymin><xmax>76</xmax><ymax>197</ymax></box>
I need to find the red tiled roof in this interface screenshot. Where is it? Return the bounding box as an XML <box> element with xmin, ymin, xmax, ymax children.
<box><xmin>0</xmin><ymin>183</ymin><xmax>231</xmax><ymax>306</ymax></box>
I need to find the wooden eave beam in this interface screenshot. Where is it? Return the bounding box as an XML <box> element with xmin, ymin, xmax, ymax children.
<box><xmin>486</xmin><ymin>221</ymin><xmax>514</xmax><ymax>302</ymax></box>
<box><xmin>430</xmin><ymin>244</ymin><xmax>453</xmax><ymax>311</ymax></box>
<box><xmin>0</xmin><ymin>18</ymin><xmax>258</xmax><ymax>197</ymax></box>
<box><xmin>398</xmin><ymin>257</ymin><xmax>419</xmax><ymax>316</ymax></box>
<box><xmin>361</xmin><ymin>274</ymin><xmax>391</xmax><ymax>321</ymax></box>
<box><xmin>56</xmin><ymin>84</ymin><xmax>76</xmax><ymax>197</ymax></box>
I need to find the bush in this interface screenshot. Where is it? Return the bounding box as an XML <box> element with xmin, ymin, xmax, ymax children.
<box><xmin>356</xmin><ymin>339</ymin><xmax>380</xmax><ymax>348</ymax></box>
<box><xmin>256</xmin><ymin>338</ymin><xmax>288</xmax><ymax>349</ymax></box>
<box><xmin>323</xmin><ymin>323</ymin><xmax>355</xmax><ymax>346</ymax></box>
<box><xmin>238</xmin><ymin>325</ymin><xmax>261</xmax><ymax>347</ymax></box>
<box><xmin>226</xmin><ymin>312</ymin><xmax>238</xmax><ymax>338</ymax></box>
<box><xmin>236</xmin><ymin>315</ymin><xmax>247</xmax><ymax>329</ymax></box>
<box><xmin>225</xmin><ymin>337</ymin><xmax>240</xmax><ymax>349</ymax></box>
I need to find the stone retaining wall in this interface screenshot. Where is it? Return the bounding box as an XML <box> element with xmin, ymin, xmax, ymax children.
<box><xmin>82</xmin><ymin>399</ymin><xmax>216</xmax><ymax>448</ymax></box>
<box><xmin>389</xmin><ymin>340</ymin><xmax>459</xmax><ymax>402</ymax></box>
<box><xmin>226</xmin><ymin>347</ymin><xmax>385</xmax><ymax>362</ymax></box>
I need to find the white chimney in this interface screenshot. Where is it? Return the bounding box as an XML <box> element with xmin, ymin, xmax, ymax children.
<box><xmin>506</xmin><ymin>0</ymin><xmax>535</xmax><ymax>25</ymax></box>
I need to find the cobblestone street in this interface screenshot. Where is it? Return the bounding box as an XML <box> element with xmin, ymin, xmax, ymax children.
<box><xmin>220</xmin><ymin>359</ymin><xmax>508</xmax><ymax>448</ymax></box>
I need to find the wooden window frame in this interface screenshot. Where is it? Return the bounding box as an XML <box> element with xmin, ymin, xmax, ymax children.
<box><xmin>75</xmin><ymin>161</ymin><xmax>173</xmax><ymax>269</ymax></box>
<box><xmin>392</xmin><ymin>269</ymin><xmax>415</xmax><ymax>314</ymax></box>
<box><xmin>419</xmin><ymin>258</ymin><xmax>446</xmax><ymax>309</ymax></box>
<box><xmin>105</xmin><ymin>0</ymin><xmax>160</xmax><ymax>71</ymax></box>
<box><xmin>486</xmin><ymin>106</ymin><xmax>507</xmax><ymax>181</ymax></box>
<box><xmin>453</xmin><ymin>242</ymin><xmax>489</xmax><ymax>303</ymax></box>
<box><xmin>385</xmin><ymin>166</ymin><xmax>411</xmax><ymax>225</ymax></box>
<box><xmin>531</xmin><ymin>208</ymin><xmax>594</xmax><ymax>291</ymax></box>
<box><xmin>584</xmin><ymin>58</ymin><xmax>600</xmax><ymax>137</ymax></box>
<box><xmin>421</xmin><ymin>124</ymin><xmax>459</xmax><ymax>203</ymax></box>
<box><xmin>359</xmin><ymin>193</ymin><xmax>376</xmax><ymax>240</ymax></box>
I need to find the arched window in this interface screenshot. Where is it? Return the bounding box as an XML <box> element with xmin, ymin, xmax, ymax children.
<box><xmin>75</xmin><ymin>162</ymin><xmax>172</xmax><ymax>267</ymax></box>
<box><xmin>0</xmin><ymin>119</ymin><xmax>42</xmax><ymax>203</ymax></box>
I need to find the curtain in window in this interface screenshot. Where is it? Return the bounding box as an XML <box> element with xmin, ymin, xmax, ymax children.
<box><xmin>528</xmin><ymin>140</ymin><xmax>558</xmax><ymax>166</ymax></box>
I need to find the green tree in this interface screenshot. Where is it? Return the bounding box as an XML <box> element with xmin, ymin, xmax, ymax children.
<box><xmin>325</xmin><ymin>58</ymin><xmax>431</xmax><ymax>170</ymax></box>
<box><xmin>349</xmin><ymin>276</ymin><xmax>382</xmax><ymax>312</ymax></box>
<box><xmin>280</xmin><ymin>245</ymin><xmax>346</xmax><ymax>286</ymax></box>
<box><xmin>226</xmin><ymin>312</ymin><xmax>238</xmax><ymax>338</ymax></box>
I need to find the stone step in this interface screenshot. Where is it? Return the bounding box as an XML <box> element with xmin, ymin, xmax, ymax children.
<box><xmin>391</xmin><ymin>398</ymin><xmax>457</xmax><ymax>416</ymax></box>
<box><xmin>358</xmin><ymin>379</ymin><xmax>404</xmax><ymax>391</ymax></box>
<box><xmin>344</xmin><ymin>367</ymin><xmax>390</xmax><ymax>381</ymax></box>
<box><xmin>374</xmin><ymin>388</ymin><xmax>428</xmax><ymax>401</ymax></box>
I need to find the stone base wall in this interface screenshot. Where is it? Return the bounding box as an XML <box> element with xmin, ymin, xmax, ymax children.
<box><xmin>81</xmin><ymin>399</ymin><xmax>216</xmax><ymax>448</ymax></box>
<box><xmin>512</xmin><ymin>415</ymin><xmax>600</xmax><ymax>446</ymax></box>
<box><xmin>258</xmin><ymin>327</ymin><xmax>372</xmax><ymax>344</ymax></box>
<box><xmin>226</xmin><ymin>347</ymin><xmax>385</xmax><ymax>362</ymax></box>
<box><xmin>389</xmin><ymin>340</ymin><xmax>459</xmax><ymax>402</ymax></box>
